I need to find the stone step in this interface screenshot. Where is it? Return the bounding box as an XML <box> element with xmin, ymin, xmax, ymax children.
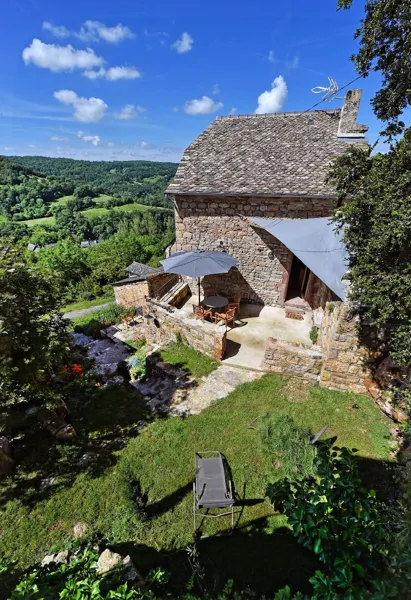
<box><xmin>160</xmin><ymin>281</ymin><xmax>186</xmax><ymax>303</ymax></box>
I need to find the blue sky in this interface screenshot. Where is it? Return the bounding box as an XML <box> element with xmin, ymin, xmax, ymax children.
<box><xmin>0</xmin><ymin>0</ymin><xmax>385</xmax><ymax>162</ymax></box>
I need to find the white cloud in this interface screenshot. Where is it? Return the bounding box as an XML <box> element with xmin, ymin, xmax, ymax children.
<box><xmin>76</xmin><ymin>21</ymin><xmax>134</xmax><ymax>43</ymax></box>
<box><xmin>184</xmin><ymin>96</ymin><xmax>223</xmax><ymax>115</ymax></box>
<box><xmin>77</xmin><ymin>130</ymin><xmax>102</xmax><ymax>146</ymax></box>
<box><xmin>172</xmin><ymin>32</ymin><xmax>193</xmax><ymax>54</ymax></box>
<box><xmin>286</xmin><ymin>55</ymin><xmax>299</xmax><ymax>69</ymax></box>
<box><xmin>212</xmin><ymin>83</ymin><xmax>220</xmax><ymax>95</ymax></box>
<box><xmin>22</xmin><ymin>39</ymin><xmax>104</xmax><ymax>72</ymax></box>
<box><xmin>268</xmin><ymin>50</ymin><xmax>275</xmax><ymax>63</ymax></box>
<box><xmin>172</xmin><ymin>106</ymin><xmax>179</xmax><ymax>112</ymax></box>
<box><xmin>50</xmin><ymin>135</ymin><xmax>69</xmax><ymax>142</ymax></box>
<box><xmin>84</xmin><ymin>66</ymin><xmax>141</xmax><ymax>80</ymax></box>
<box><xmin>42</xmin><ymin>21</ymin><xmax>70</xmax><ymax>38</ymax></box>
<box><xmin>229</xmin><ymin>107</ymin><xmax>237</xmax><ymax>115</ymax></box>
<box><xmin>28</xmin><ymin>144</ymin><xmax>36</xmax><ymax>148</ymax></box>
<box><xmin>54</xmin><ymin>89</ymin><xmax>108</xmax><ymax>122</ymax></box>
<box><xmin>255</xmin><ymin>75</ymin><xmax>288</xmax><ymax>114</ymax></box>
<box><xmin>114</xmin><ymin>104</ymin><xmax>145</xmax><ymax>120</ymax></box>
<box><xmin>140</xmin><ymin>141</ymin><xmax>149</xmax><ymax>148</ymax></box>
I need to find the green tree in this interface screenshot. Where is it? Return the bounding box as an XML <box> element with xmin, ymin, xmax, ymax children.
<box><xmin>36</xmin><ymin>239</ymin><xmax>91</xmax><ymax>289</ymax></box>
<box><xmin>0</xmin><ymin>243</ymin><xmax>68</xmax><ymax>387</ymax></box>
<box><xmin>331</xmin><ymin>0</ymin><xmax>411</xmax><ymax>365</ymax></box>
<box><xmin>338</xmin><ymin>0</ymin><xmax>411</xmax><ymax>138</ymax></box>
<box><xmin>329</xmin><ymin>134</ymin><xmax>411</xmax><ymax>365</ymax></box>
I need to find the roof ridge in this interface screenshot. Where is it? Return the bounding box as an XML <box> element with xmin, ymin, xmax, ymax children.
<box><xmin>215</xmin><ymin>108</ymin><xmax>340</xmax><ymax>121</ymax></box>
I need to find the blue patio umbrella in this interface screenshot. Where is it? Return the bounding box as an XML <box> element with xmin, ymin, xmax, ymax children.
<box><xmin>160</xmin><ymin>249</ymin><xmax>238</xmax><ymax>304</ymax></box>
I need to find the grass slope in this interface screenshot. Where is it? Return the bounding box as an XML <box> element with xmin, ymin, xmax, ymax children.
<box><xmin>0</xmin><ymin>373</ymin><xmax>391</xmax><ymax>594</ymax></box>
<box><xmin>158</xmin><ymin>342</ymin><xmax>219</xmax><ymax>378</ymax></box>
<box><xmin>61</xmin><ymin>295</ymin><xmax>115</xmax><ymax>314</ymax></box>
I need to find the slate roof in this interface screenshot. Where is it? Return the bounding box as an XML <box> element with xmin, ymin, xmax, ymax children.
<box><xmin>166</xmin><ymin>109</ymin><xmax>368</xmax><ymax>197</ymax></box>
<box><xmin>125</xmin><ymin>262</ymin><xmax>163</xmax><ymax>278</ymax></box>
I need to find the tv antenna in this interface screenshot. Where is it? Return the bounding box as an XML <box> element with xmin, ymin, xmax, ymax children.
<box><xmin>311</xmin><ymin>77</ymin><xmax>345</xmax><ymax>102</ymax></box>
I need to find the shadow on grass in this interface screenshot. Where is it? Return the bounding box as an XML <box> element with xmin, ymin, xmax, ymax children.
<box><xmin>0</xmin><ymin>383</ymin><xmax>162</xmax><ymax>507</ymax></box>
<box><xmin>113</xmin><ymin>519</ymin><xmax>319</xmax><ymax>598</ymax></box>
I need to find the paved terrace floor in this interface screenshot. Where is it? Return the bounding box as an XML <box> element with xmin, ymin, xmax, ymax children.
<box><xmin>178</xmin><ymin>296</ymin><xmax>313</xmax><ymax>370</ymax></box>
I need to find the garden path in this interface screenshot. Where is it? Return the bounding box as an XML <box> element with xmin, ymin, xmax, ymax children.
<box><xmin>63</xmin><ymin>302</ymin><xmax>115</xmax><ymax>320</ymax></box>
<box><xmin>171</xmin><ymin>365</ymin><xmax>262</xmax><ymax>416</ymax></box>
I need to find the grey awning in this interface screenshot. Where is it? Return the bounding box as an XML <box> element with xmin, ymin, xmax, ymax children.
<box><xmin>249</xmin><ymin>217</ymin><xmax>347</xmax><ymax>300</ymax></box>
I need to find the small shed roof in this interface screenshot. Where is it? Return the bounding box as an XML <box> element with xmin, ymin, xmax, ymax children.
<box><xmin>125</xmin><ymin>262</ymin><xmax>163</xmax><ymax>278</ymax></box>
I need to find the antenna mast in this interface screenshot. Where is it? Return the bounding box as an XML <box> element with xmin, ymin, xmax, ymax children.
<box><xmin>311</xmin><ymin>77</ymin><xmax>345</xmax><ymax>102</ymax></box>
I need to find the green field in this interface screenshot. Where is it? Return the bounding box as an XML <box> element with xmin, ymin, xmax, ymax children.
<box><xmin>24</xmin><ymin>215</ymin><xmax>56</xmax><ymax>227</ymax></box>
<box><xmin>22</xmin><ymin>198</ymin><xmax>166</xmax><ymax>227</ymax></box>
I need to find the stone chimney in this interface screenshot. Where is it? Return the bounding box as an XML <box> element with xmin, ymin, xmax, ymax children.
<box><xmin>337</xmin><ymin>89</ymin><xmax>368</xmax><ymax>138</ymax></box>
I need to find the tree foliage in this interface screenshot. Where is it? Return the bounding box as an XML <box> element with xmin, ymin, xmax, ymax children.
<box><xmin>337</xmin><ymin>0</ymin><xmax>411</xmax><ymax>138</ymax></box>
<box><xmin>329</xmin><ymin>133</ymin><xmax>411</xmax><ymax>365</ymax></box>
<box><xmin>0</xmin><ymin>244</ymin><xmax>68</xmax><ymax>387</ymax></box>
<box><xmin>267</xmin><ymin>443</ymin><xmax>409</xmax><ymax>598</ymax></box>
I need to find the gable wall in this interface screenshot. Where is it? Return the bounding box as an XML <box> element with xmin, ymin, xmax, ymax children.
<box><xmin>173</xmin><ymin>194</ymin><xmax>334</xmax><ymax>306</ymax></box>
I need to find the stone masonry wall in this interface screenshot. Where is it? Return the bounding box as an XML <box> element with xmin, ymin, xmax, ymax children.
<box><xmin>263</xmin><ymin>338</ymin><xmax>323</xmax><ymax>381</ymax></box>
<box><xmin>144</xmin><ymin>299</ymin><xmax>226</xmax><ymax>360</ymax></box>
<box><xmin>114</xmin><ymin>280</ymin><xmax>149</xmax><ymax>310</ymax></box>
<box><xmin>173</xmin><ymin>194</ymin><xmax>335</xmax><ymax>306</ymax></box>
<box><xmin>319</xmin><ymin>301</ymin><xmax>373</xmax><ymax>395</ymax></box>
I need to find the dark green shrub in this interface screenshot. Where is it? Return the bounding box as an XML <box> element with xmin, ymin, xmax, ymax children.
<box><xmin>309</xmin><ymin>326</ymin><xmax>319</xmax><ymax>345</ymax></box>
<box><xmin>267</xmin><ymin>443</ymin><xmax>410</xmax><ymax>598</ymax></box>
<box><xmin>259</xmin><ymin>414</ymin><xmax>316</xmax><ymax>479</ymax></box>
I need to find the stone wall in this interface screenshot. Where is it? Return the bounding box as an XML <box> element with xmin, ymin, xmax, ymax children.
<box><xmin>114</xmin><ymin>280</ymin><xmax>149</xmax><ymax>309</ymax></box>
<box><xmin>147</xmin><ymin>272</ymin><xmax>177</xmax><ymax>298</ymax></box>
<box><xmin>144</xmin><ymin>299</ymin><xmax>226</xmax><ymax>360</ymax></box>
<box><xmin>263</xmin><ymin>338</ymin><xmax>323</xmax><ymax>381</ymax></box>
<box><xmin>173</xmin><ymin>194</ymin><xmax>335</xmax><ymax>306</ymax></box>
<box><xmin>319</xmin><ymin>301</ymin><xmax>373</xmax><ymax>395</ymax></box>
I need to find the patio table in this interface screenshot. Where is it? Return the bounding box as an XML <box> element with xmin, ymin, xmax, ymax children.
<box><xmin>203</xmin><ymin>296</ymin><xmax>229</xmax><ymax>310</ymax></box>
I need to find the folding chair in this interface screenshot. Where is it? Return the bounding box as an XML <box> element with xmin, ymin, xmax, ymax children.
<box><xmin>193</xmin><ymin>451</ymin><xmax>235</xmax><ymax>535</ymax></box>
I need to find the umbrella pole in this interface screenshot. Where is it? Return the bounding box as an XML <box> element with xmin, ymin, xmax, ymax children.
<box><xmin>198</xmin><ymin>277</ymin><xmax>201</xmax><ymax>305</ymax></box>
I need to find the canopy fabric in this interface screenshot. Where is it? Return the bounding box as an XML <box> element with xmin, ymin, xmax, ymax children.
<box><xmin>249</xmin><ymin>217</ymin><xmax>347</xmax><ymax>300</ymax></box>
<box><xmin>160</xmin><ymin>249</ymin><xmax>238</xmax><ymax>278</ymax></box>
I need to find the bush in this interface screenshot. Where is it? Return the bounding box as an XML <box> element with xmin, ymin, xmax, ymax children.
<box><xmin>266</xmin><ymin>443</ymin><xmax>410</xmax><ymax>598</ymax></box>
<box><xmin>309</xmin><ymin>326</ymin><xmax>319</xmax><ymax>344</ymax></box>
<box><xmin>259</xmin><ymin>414</ymin><xmax>316</xmax><ymax>479</ymax></box>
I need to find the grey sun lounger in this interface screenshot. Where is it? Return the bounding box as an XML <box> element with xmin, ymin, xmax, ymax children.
<box><xmin>193</xmin><ymin>451</ymin><xmax>235</xmax><ymax>533</ymax></box>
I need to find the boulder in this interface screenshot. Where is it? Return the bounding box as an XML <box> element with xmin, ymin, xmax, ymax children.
<box><xmin>392</xmin><ymin>407</ymin><xmax>409</xmax><ymax>423</ymax></box>
<box><xmin>55</xmin><ymin>424</ymin><xmax>77</xmax><ymax>442</ymax></box>
<box><xmin>0</xmin><ymin>436</ymin><xmax>14</xmax><ymax>479</ymax></box>
<box><xmin>77</xmin><ymin>452</ymin><xmax>97</xmax><ymax>468</ymax></box>
<box><xmin>73</xmin><ymin>522</ymin><xmax>89</xmax><ymax>539</ymax></box>
<box><xmin>69</xmin><ymin>332</ymin><xmax>93</xmax><ymax>348</ymax></box>
<box><xmin>41</xmin><ymin>550</ymin><xmax>70</xmax><ymax>567</ymax></box>
<box><xmin>122</xmin><ymin>555</ymin><xmax>142</xmax><ymax>582</ymax></box>
<box><xmin>97</xmin><ymin>549</ymin><xmax>122</xmax><ymax>576</ymax></box>
<box><xmin>40</xmin><ymin>476</ymin><xmax>57</xmax><ymax>490</ymax></box>
<box><xmin>37</xmin><ymin>408</ymin><xmax>77</xmax><ymax>442</ymax></box>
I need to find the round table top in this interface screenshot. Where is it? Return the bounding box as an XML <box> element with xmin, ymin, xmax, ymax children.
<box><xmin>203</xmin><ymin>296</ymin><xmax>228</xmax><ymax>309</ymax></box>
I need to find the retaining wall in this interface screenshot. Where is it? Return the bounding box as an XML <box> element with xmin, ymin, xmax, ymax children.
<box><xmin>144</xmin><ymin>299</ymin><xmax>226</xmax><ymax>360</ymax></box>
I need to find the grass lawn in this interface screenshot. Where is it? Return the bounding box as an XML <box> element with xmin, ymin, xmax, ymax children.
<box><xmin>61</xmin><ymin>295</ymin><xmax>115</xmax><ymax>314</ymax></box>
<box><xmin>0</xmin><ymin>373</ymin><xmax>392</xmax><ymax>596</ymax></box>
<box><xmin>158</xmin><ymin>341</ymin><xmax>219</xmax><ymax>377</ymax></box>
<box><xmin>24</xmin><ymin>215</ymin><xmax>56</xmax><ymax>227</ymax></box>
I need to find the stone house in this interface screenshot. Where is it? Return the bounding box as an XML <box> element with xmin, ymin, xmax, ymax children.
<box><xmin>113</xmin><ymin>262</ymin><xmax>163</xmax><ymax>309</ymax></box>
<box><xmin>165</xmin><ymin>89</ymin><xmax>368</xmax><ymax>310</ymax></box>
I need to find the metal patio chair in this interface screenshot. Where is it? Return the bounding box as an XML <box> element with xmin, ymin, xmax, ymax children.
<box><xmin>193</xmin><ymin>451</ymin><xmax>235</xmax><ymax>535</ymax></box>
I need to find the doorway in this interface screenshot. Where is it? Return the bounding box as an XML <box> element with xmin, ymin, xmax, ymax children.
<box><xmin>286</xmin><ymin>256</ymin><xmax>310</xmax><ymax>301</ymax></box>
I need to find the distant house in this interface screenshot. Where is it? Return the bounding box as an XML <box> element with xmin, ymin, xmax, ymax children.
<box><xmin>113</xmin><ymin>262</ymin><xmax>164</xmax><ymax>309</ymax></box>
<box><xmin>165</xmin><ymin>89</ymin><xmax>368</xmax><ymax>310</ymax></box>
<box><xmin>80</xmin><ymin>240</ymin><xmax>98</xmax><ymax>248</ymax></box>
